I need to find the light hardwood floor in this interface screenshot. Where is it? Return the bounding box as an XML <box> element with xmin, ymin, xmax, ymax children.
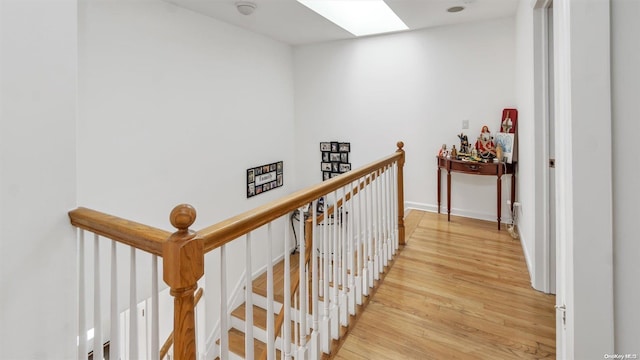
<box><xmin>333</xmin><ymin>210</ymin><xmax>556</xmax><ymax>359</ymax></box>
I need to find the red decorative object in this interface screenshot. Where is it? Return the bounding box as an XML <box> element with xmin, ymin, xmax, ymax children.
<box><xmin>501</xmin><ymin>108</ymin><xmax>518</xmax><ymax>133</ymax></box>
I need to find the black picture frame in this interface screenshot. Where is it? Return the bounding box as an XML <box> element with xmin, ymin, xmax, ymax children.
<box><xmin>247</xmin><ymin>161</ymin><xmax>283</xmax><ymax>198</ymax></box>
<box><xmin>320</xmin><ymin>141</ymin><xmax>351</xmax><ymax>181</ymax></box>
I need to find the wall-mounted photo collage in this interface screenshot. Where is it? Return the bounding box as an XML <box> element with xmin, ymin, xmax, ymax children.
<box><xmin>247</xmin><ymin>161</ymin><xmax>283</xmax><ymax>198</ymax></box>
<box><xmin>320</xmin><ymin>141</ymin><xmax>351</xmax><ymax>181</ymax></box>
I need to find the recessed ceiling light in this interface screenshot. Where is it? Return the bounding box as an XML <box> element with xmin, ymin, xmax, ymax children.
<box><xmin>447</xmin><ymin>6</ymin><xmax>465</xmax><ymax>13</ymax></box>
<box><xmin>297</xmin><ymin>0</ymin><xmax>409</xmax><ymax>37</ymax></box>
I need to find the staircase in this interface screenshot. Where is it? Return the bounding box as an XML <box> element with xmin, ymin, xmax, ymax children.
<box><xmin>71</xmin><ymin>142</ymin><xmax>406</xmax><ymax>360</ymax></box>
<box><xmin>218</xmin><ymin>245</ymin><xmax>396</xmax><ymax>360</ymax></box>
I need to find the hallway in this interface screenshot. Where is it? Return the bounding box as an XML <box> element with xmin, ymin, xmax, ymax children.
<box><xmin>335</xmin><ymin>210</ymin><xmax>556</xmax><ymax>359</ymax></box>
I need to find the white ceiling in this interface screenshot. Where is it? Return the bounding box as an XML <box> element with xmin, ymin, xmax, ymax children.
<box><xmin>165</xmin><ymin>0</ymin><xmax>519</xmax><ymax>45</ymax></box>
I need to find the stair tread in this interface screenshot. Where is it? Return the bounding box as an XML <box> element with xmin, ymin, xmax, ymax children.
<box><xmin>232</xmin><ymin>303</ymin><xmax>311</xmax><ymax>343</ymax></box>
<box><xmin>224</xmin><ymin>328</ymin><xmax>282</xmax><ymax>359</ymax></box>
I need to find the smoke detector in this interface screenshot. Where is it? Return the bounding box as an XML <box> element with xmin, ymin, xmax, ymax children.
<box><xmin>236</xmin><ymin>1</ymin><xmax>257</xmax><ymax>15</ymax></box>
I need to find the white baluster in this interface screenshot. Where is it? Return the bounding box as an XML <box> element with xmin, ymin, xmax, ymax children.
<box><xmin>297</xmin><ymin>208</ymin><xmax>309</xmax><ymax>359</ymax></box>
<box><xmin>266</xmin><ymin>223</ymin><xmax>275</xmax><ymax>360</ymax></box>
<box><xmin>78</xmin><ymin>229</ymin><xmax>87</xmax><ymax>360</ymax></box>
<box><xmin>298</xmin><ymin>206</ymin><xmax>308</xmax><ymax>343</ymax></box>
<box><xmin>340</xmin><ymin>187</ymin><xmax>348</xmax><ymax>327</ymax></box>
<box><xmin>310</xmin><ymin>200</ymin><xmax>320</xmax><ymax>360</ymax></box>
<box><xmin>381</xmin><ymin>167</ymin><xmax>389</xmax><ymax>268</ymax></box>
<box><xmin>110</xmin><ymin>240</ymin><xmax>119</xmax><ymax>360</ymax></box>
<box><xmin>93</xmin><ymin>234</ymin><xmax>103</xmax><ymax>360</ymax></box>
<box><xmin>393</xmin><ymin>162</ymin><xmax>399</xmax><ymax>251</ymax></box>
<box><xmin>366</xmin><ymin>175</ymin><xmax>374</xmax><ymax>289</ymax></box>
<box><xmin>387</xmin><ymin>165</ymin><xmax>393</xmax><ymax>259</ymax></box>
<box><xmin>348</xmin><ymin>182</ymin><xmax>356</xmax><ymax>316</ymax></box>
<box><xmin>356</xmin><ymin>179</ymin><xmax>363</xmax><ymax>304</ymax></box>
<box><xmin>283</xmin><ymin>220</ymin><xmax>292</xmax><ymax>359</ymax></box>
<box><xmin>129</xmin><ymin>247</ymin><xmax>138</xmax><ymax>360</ymax></box>
<box><xmin>245</xmin><ymin>233</ymin><xmax>254</xmax><ymax>360</ymax></box>
<box><xmin>375</xmin><ymin>170</ymin><xmax>382</xmax><ymax>279</ymax></box>
<box><xmin>151</xmin><ymin>254</ymin><xmax>159</xmax><ymax>360</ymax></box>
<box><xmin>321</xmin><ymin>195</ymin><xmax>331</xmax><ymax>353</ymax></box>
<box><xmin>220</xmin><ymin>245</ymin><xmax>229</xmax><ymax>359</ymax></box>
<box><xmin>331</xmin><ymin>191</ymin><xmax>340</xmax><ymax>340</ymax></box>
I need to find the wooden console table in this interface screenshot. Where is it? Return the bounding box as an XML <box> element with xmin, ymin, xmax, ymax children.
<box><xmin>437</xmin><ymin>156</ymin><xmax>516</xmax><ymax>230</ymax></box>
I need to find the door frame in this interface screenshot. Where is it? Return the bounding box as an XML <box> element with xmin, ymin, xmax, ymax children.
<box><xmin>532</xmin><ymin>0</ymin><xmax>554</xmax><ymax>295</ymax></box>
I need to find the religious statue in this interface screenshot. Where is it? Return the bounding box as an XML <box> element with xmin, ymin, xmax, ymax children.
<box><xmin>475</xmin><ymin>125</ymin><xmax>496</xmax><ymax>159</ymax></box>
<box><xmin>458</xmin><ymin>133</ymin><xmax>470</xmax><ymax>154</ymax></box>
<box><xmin>438</xmin><ymin>144</ymin><xmax>447</xmax><ymax>157</ymax></box>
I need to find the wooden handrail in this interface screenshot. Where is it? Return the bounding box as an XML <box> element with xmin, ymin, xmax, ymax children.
<box><xmin>200</xmin><ymin>142</ymin><xmax>405</xmax><ymax>254</ymax></box>
<box><xmin>160</xmin><ymin>288</ymin><xmax>204</xmax><ymax>360</ymax></box>
<box><xmin>68</xmin><ymin>207</ymin><xmax>170</xmax><ymax>257</ymax></box>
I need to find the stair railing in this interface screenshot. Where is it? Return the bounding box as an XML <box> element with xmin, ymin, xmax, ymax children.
<box><xmin>69</xmin><ymin>141</ymin><xmax>405</xmax><ymax>360</ymax></box>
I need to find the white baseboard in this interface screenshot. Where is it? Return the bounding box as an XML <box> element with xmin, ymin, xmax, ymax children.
<box><xmin>405</xmin><ymin>201</ymin><xmax>512</xmax><ymax>224</ymax></box>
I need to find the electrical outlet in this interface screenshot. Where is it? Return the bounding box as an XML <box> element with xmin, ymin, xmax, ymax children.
<box><xmin>462</xmin><ymin>119</ymin><xmax>469</xmax><ymax>129</ymax></box>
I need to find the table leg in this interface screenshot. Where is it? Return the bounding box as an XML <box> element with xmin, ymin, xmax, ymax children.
<box><xmin>447</xmin><ymin>170</ymin><xmax>451</xmax><ymax>222</ymax></box>
<box><xmin>511</xmin><ymin>173</ymin><xmax>516</xmax><ymax>214</ymax></box>
<box><xmin>437</xmin><ymin>167</ymin><xmax>441</xmax><ymax>214</ymax></box>
<box><xmin>497</xmin><ymin>175</ymin><xmax>502</xmax><ymax>230</ymax></box>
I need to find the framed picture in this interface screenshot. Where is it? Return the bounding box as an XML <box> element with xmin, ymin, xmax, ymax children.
<box><xmin>494</xmin><ymin>132</ymin><xmax>515</xmax><ymax>163</ymax></box>
<box><xmin>321</xmin><ymin>140</ymin><xmax>351</xmax><ymax>181</ymax></box>
<box><xmin>320</xmin><ymin>142</ymin><xmax>331</xmax><ymax>152</ymax></box>
<box><xmin>247</xmin><ymin>161</ymin><xmax>284</xmax><ymax>198</ymax></box>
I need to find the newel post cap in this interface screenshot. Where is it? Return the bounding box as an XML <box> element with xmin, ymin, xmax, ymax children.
<box><xmin>163</xmin><ymin>204</ymin><xmax>204</xmax><ymax>290</ymax></box>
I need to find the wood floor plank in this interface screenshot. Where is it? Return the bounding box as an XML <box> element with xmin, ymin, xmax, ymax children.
<box><xmin>333</xmin><ymin>211</ymin><xmax>555</xmax><ymax>359</ymax></box>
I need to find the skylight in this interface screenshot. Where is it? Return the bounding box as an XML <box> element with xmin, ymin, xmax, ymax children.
<box><xmin>297</xmin><ymin>0</ymin><xmax>409</xmax><ymax>37</ymax></box>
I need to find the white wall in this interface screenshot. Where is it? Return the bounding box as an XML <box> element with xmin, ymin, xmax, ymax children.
<box><xmin>293</xmin><ymin>18</ymin><xmax>516</xmax><ymax>223</ymax></box>
<box><xmin>77</xmin><ymin>0</ymin><xmax>295</xmax><ymax>355</ymax></box>
<box><xmin>0</xmin><ymin>0</ymin><xmax>78</xmax><ymax>358</ymax></box>
<box><xmin>514</xmin><ymin>1</ymin><xmax>537</xmax><ymax>286</ymax></box>
<box><xmin>611</xmin><ymin>0</ymin><xmax>640</xmax><ymax>353</ymax></box>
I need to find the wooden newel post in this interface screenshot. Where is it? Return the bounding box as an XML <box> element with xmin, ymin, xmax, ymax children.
<box><xmin>396</xmin><ymin>141</ymin><xmax>406</xmax><ymax>245</ymax></box>
<box><xmin>163</xmin><ymin>204</ymin><xmax>204</xmax><ymax>360</ymax></box>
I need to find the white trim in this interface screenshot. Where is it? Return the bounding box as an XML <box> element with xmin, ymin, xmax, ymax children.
<box><xmin>553</xmin><ymin>0</ymin><xmax>573</xmax><ymax>357</ymax></box>
<box><xmin>405</xmin><ymin>201</ymin><xmax>513</xmax><ymax>224</ymax></box>
<box><xmin>532</xmin><ymin>0</ymin><xmax>554</xmax><ymax>294</ymax></box>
